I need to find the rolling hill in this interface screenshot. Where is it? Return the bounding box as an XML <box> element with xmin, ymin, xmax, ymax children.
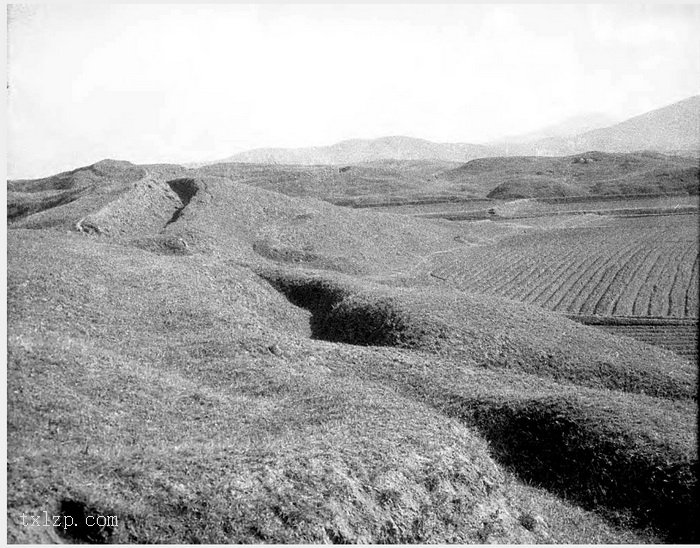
<box><xmin>445</xmin><ymin>151</ymin><xmax>699</xmax><ymax>200</ymax></box>
<box><xmin>195</xmin><ymin>152</ymin><xmax>698</xmax><ymax>205</ymax></box>
<box><xmin>10</xmin><ymin>153</ymin><xmax>696</xmax><ymax>231</ymax></box>
<box><xmin>6</xmin><ymin>158</ymin><xmax>698</xmax><ymax>543</ymax></box>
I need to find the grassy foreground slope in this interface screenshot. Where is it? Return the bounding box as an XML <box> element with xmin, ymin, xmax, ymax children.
<box><xmin>6</xmin><ymin>162</ymin><xmax>698</xmax><ymax>543</ymax></box>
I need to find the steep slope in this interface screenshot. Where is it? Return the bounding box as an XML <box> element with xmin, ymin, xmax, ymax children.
<box><xmin>7</xmin><ymin>160</ymin><xmax>149</xmax><ymax>224</ymax></box>
<box><xmin>8</xmin><ymin>160</ymin><xmax>190</xmax><ymax>236</ymax></box>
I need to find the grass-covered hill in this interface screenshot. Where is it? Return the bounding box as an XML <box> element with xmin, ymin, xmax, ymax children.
<box><xmin>7</xmin><ymin>160</ymin><xmax>149</xmax><ymax>224</ymax></box>
<box><xmin>6</xmin><ymin>160</ymin><xmax>698</xmax><ymax>543</ymax></box>
<box><xmin>194</xmin><ymin>158</ymin><xmax>464</xmax><ymax>205</ymax></box>
<box><xmin>13</xmin><ymin>152</ymin><xmax>694</xmax><ymax>224</ymax></box>
<box><xmin>193</xmin><ymin>152</ymin><xmax>698</xmax><ymax>204</ymax></box>
<box><xmin>444</xmin><ymin>151</ymin><xmax>699</xmax><ymax>200</ymax></box>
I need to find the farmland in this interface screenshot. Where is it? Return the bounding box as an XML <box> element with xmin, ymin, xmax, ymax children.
<box><xmin>570</xmin><ymin>316</ymin><xmax>698</xmax><ymax>362</ymax></box>
<box><xmin>428</xmin><ymin>213</ymin><xmax>698</xmax><ymax>319</ymax></box>
<box><xmin>355</xmin><ymin>193</ymin><xmax>697</xmax><ymax>220</ymax></box>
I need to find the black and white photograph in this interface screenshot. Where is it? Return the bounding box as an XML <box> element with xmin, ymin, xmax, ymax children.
<box><xmin>4</xmin><ymin>2</ymin><xmax>699</xmax><ymax>544</ymax></box>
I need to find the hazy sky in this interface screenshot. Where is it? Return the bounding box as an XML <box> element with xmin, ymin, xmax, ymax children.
<box><xmin>7</xmin><ymin>3</ymin><xmax>700</xmax><ymax>178</ymax></box>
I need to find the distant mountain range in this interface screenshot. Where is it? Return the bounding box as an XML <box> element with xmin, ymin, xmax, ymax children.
<box><xmin>531</xmin><ymin>95</ymin><xmax>700</xmax><ymax>156</ymax></box>
<box><xmin>208</xmin><ymin>96</ymin><xmax>699</xmax><ymax>165</ymax></box>
<box><xmin>214</xmin><ymin>136</ymin><xmax>493</xmax><ymax>165</ymax></box>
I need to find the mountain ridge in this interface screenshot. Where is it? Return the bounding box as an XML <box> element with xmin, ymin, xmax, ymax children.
<box><xmin>533</xmin><ymin>95</ymin><xmax>700</xmax><ymax>156</ymax></box>
<box><xmin>491</xmin><ymin>112</ymin><xmax>618</xmax><ymax>145</ymax></box>
<box><xmin>205</xmin><ymin>96</ymin><xmax>699</xmax><ymax>165</ymax></box>
<box><xmin>217</xmin><ymin>135</ymin><xmax>493</xmax><ymax>166</ymax></box>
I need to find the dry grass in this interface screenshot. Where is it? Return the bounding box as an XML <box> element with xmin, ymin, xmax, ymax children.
<box><xmin>446</xmin><ymin>393</ymin><xmax>697</xmax><ymax>540</ymax></box>
<box><xmin>6</xmin><ymin>159</ymin><xmax>698</xmax><ymax>543</ymax></box>
<box><xmin>141</xmin><ymin>151</ymin><xmax>700</xmax><ymax>208</ymax></box>
<box><xmin>262</xmin><ymin>268</ymin><xmax>696</xmax><ymax>400</ymax></box>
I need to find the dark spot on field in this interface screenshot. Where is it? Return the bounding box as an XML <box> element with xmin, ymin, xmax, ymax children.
<box><xmin>518</xmin><ymin>513</ymin><xmax>538</xmax><ymax>531</ymax></box>
<box><xmin>56</xmin><ymin>499</ymin><xmax>116</xmax><ymax>544</ymax></box>
<box><xmin>324</xmin><ymin>526</ymin><xmax>352</xmax><ymax>543</ymax></box>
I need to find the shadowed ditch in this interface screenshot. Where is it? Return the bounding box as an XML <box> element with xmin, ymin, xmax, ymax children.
<box><xmin>7</xmin><ymin>190</ymin><xmax>83</xmax><ymax>222</ymax></box>
<box><xmin>165</xmin><ymin>178</ymin><xmax>199</xmax><ymax>226</ymax></box>
<box><xmin>260</xmin><ymin>273</ymin><xmax>354</xmax><ymax>341</ymax></box>
<box><xmin>261</xmin><ymin>272</ymin><xmax>445</xmax><ymax>348</ymax></box>
<box><xmin>442</xmin><ymin>394</ymin><xmax>699</xmax><ymax>543</ymax></box>
<box><xmin>260</xmin><ymin>268</ymin><xmax>698</xmax><ymax>542</ymax></box>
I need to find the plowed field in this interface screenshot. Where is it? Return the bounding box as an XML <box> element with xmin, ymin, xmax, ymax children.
<box><xmin>431</xmin><ymin>213</ymin><xmax>699</xmax><ymax>318</ymax></box>
<box><xmin>570</xmin><ymin>316</ymin><xmax>698</xmax><ymax>362</ymax></box>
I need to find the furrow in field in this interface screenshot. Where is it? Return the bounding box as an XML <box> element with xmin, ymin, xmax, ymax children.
<box><xmin>454</xmin><ymin>244</ymin><xmax>542</xmax><ymax>296</ymax></box>
<box><xmin>432</xmin><ymin>247</ymin><xmax>514</xmax><ymax>291</ymax></box>
<box><xmin>647</xmin><ymin>247</ymin><xmax>684</xmax><ymax>317</ymax></box>
<box><xmin>541</xmin><ymin>246</ymin><xmax>612</xmax><ymax>311</ymax></box>
<box><xmin>568</xmin><ymin>242</ymin><xmax>640</xmax><ymax>315</ymax></box>
<box><xmin>589</xmin><ymin>245</ymin><xmax>651</xmax><ymax>316</ymax></box>
<box><xmin>477</xmin><ymin>253</ymin><xmax>534</xmax><ymax>294</ymax></box>
<box><xmin>561</xmin><ymin>243</ymin><xmax>638</xmax><ymax>314</ymax></box>
<box><xmin>592</xmin><ymin>322</ymin><xmax>698</xmax><ymax>361</ymax></box>
<box><xmin>429</xmin><ymin>250</ymin><xmax>478</xmax><ymax>287</ymax></box>
<box><xmin>511</xmin><ymin>246</ymin><xmax>581</xmax><ymax>304</ymax></box>
<box><xmin>436</xmin><ymin>214</ymin><xmax>697</xmax><ymax>318</ymax></box>
<box><xmin>684</xmin><ymin>255</ymin><xmax>699</xmax><ymax>317</ymax></box>
<box><xmin>521</xmin><ymin>246</ymin><xmax>582</xmax><ymax>305</ymax></box>
<box><xmin>667</xmin><ymin>243</ymin><xmax>698</xmax><ymax>317</ymax></box>
<box><xmin>612</xmin><ymin>248</ymin><xmax>665</xmax><ymax>316</ymax></box>
<box><xmin>471</xmin><ymin>245</ymin><xmax>538</xmax><ymax>293</ymax></box>
<box><xmin>632</xmin><ymin>249</ymin><xmax>671</xmax><ymax>316</ymax></box>
<box><xmin>497</xmin><ymin>255</ymin><xmax>555</xmax><ymax>299</ymax></box>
